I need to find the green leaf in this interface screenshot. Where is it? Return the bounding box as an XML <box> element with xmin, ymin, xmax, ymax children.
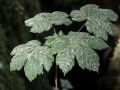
<box><xmin>56</xmin><ymin>48</ymin><xmax>75</xmax><ymax>75</ymax></box>
<box><xmin>99</xmin><ymin>9</ymin><xmax>118</xmax><ymax>21</ymax></box>
<box><xmin>86</xmin><ymin>36</ymin><xmax>109</xmax><ymax>50</ymax></box>
<box><xmin>75</xmin><ymin>47</ymin><xmax>99</xmax><ymax>71</ymax></box>
<box><xmin>68</xmin><ymin>32</ymin><xmax>109</xmax><ymax>50</ymax></box>
<box><xmin>70</xmin><ymin>4</ymin><xmax>118</xmax><ymax>21</ymax></box>
<box><xmin>10</xmin><ymin>40</ymin><xmax>54</xmax><ymax>81</ymax></box>
<box><xmin>25</xmin><ymin>11</ymin><xmax>72</xmax><ymax>33</ymax></box>
<box><xmin>68</xmin><ymin>31</ymin><xmax>108</xmax><ymax>50</ymax></box>
<box><xmin>45</xmin><ymin>31</ymin><xmax>108</xmax><ymax>74</ymax></box>
<box><xmin>24</xmin><ymin>57</ymin><xmax>43</xmax><ymax>81</ymax></box>
<box><xmin>51</xmin><ymin>11</ymin><xmax>72</xmax><ymax>26</ymax></box>
<box><xmin>70</xmin><ymin>4</ymin><xmax>99</xmax><ymax>21</ymax></box>
<box><xmin>45</xmin><ymin>31</ymin><xmax>69</xmax><ymax>54</ymax></box>
<box><xmin>85</xmin><ymin>18</ymin><xmax>114</xmax><ymax>40</ymax></box>
<box><xmin>10</xmin><ymin>53</ymin><xmax>27</xmax><ymax>71</ymax></box>
<box><xmin>68</xmin><ymin>32</ymin><xmax>101</xmax><ymax>72</ymax></box>
<box><xmin>70</xmin><ymin>4</ymin><xmax>118</xmax><ymax>40</ymax></box>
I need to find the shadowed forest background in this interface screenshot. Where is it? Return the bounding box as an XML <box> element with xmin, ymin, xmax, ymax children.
<box><xmin>0</xmin><ymin>0</ymin><xmax>120</xmax><ymax>90</ymax></box>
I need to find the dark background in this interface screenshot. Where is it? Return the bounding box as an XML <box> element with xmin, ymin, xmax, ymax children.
<box><xmin>0</xmin><ymin>0</ymin><xmax>120</xmax><ymax>90</ymax></box>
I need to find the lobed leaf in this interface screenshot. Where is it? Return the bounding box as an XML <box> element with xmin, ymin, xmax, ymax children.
<box><xmin>25</xmin><ymin>11</ymin><xmax>72</xmax><ymax>33</ymax></box>
<box><xmin>70</xmin><ymin>4</ymin><xmax>118</xmax><ymax>40</ymax></box>
<box><xmin>85</xmin><ymin>18</ymin><xmax>114</xmax><ymax>40</ymax></box>
<box><xmin>45</xmin><ymin>31</ymin><xmax>69</xmax><ymax>54</ymax></box>
<box><xmin>10</xmin><ymin>4</ymin><xmax>118</xmax><ymax>80</ymax></box>
<box><xmin>45</xmin><ymin>31</ymin><xmax>108</xmax><ymax>74</ymax></box>
<box><xmin>56</xmin><ymin>48</ymin><xmax>75</xmax><ymax>75</ymax></box>
<box><xmin>75</xmin><ymin>47</ymin><xmax>99</xmax><ymax>71</ymax></box>
<box><xmin>10</xmin><ymin>40</ymin><xmax>54</xmax><ymax>81</ymax></box>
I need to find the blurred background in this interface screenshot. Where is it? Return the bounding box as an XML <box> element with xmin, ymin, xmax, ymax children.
<box><xmin>0</xmin><ymin>0</ymin><xmax>120</xmax><ymax>90</ymax></box>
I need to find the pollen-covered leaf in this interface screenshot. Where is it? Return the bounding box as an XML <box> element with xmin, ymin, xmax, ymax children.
<box><xmin>45</xmin><ymin>31</ymin><xmax>108</xmax><ymax>74</ymax></box>
<box><xmin>70</xmin><ymin>4</ymin><xmax>99</xmax><ymax>21</ymax></box>
<box><xmin>68</xmin><ymin>32</ymin><xmax>101</xmax><ymax>72</ymax></box>
<box><xmin>70</xmin><ymin>4</ymin><xmax>118</xmax><ymax>22</ymax></box>
<box><xmin>86</xmin><ymin>37</ymin><xmax>109</xmax><ymax>50</ymax></box>
<box><xmin>68</xmin><ymin>31</ymin><xmax>108</xmax><ymax>71</ymax></box>
<box><xmin>75</xmin><ymin>47</ymin><xmax>100</xmax><ymax>71</ymax></box>
<box><xmin>10</xmin><ymin>53</ymin><xmax>27</xmax><ymax>71</ymax></box>
<box><xmin>99</xmin><ymin>9</ymin><xmax>118</xmax><ymax>21</ymax></box>
<box><xmin>25</xmin><ymin>11</ymin><xmax>72</xmax><ymax>33</ymax></box>
<box><xmin>56</xmin><ymin>48</ymin><xmax>75</xmax><ymax>75</ymax></box>
<box><xmin>24</xmin><ymin>58</ymin><xmax>43</xmax><ymax>81</ymax></box>
<box><xmin>51</xmin><ymin>11</ymin><xmax>72</xmax><ymax>26</ymax></box>
<box><xmin>70</xmin><ymin>4</ymin><xmax>118</xmax><ymax>40</ymax></box>
<box><xmin>10</xmin><ymin>40</ymin><xmax>54</xmax><ymax>81</ymax></box>
<box><xmin>86</xmin><ymin>18</ymin><xmax>114</xmax><ymax>40</ymax></box>
<box><xmin>45</xmin><ymin>31</ymin><xmax>69</xmax><ymax>54</ymax></box>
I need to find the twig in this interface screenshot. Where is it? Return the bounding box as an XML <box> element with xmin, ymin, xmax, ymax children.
<box><xmin>55</xmin><ymin>65</ymin><xmax>58</xmax><ymax>90</ymax></box>
<box><xmin>78</xmin><ymin>22</ymin><xmax>86</xmax><ymax>32</ymax></box>
<box><xmin>53</xmin><ymin>26</ymin><xmax>57</xmax><ymax>35</ymax></box>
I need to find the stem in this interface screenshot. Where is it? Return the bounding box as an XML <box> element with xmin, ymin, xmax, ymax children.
<box><xmin>78</xmin><ymin>22</ymin><xmax>86</xmax><ymax>32</ymax></box>
<box><xmin>55</xmin><ymin>65</ymin><xmax>58</xmax><ymax>90</ymax></box>
<box><xmin>53</xmin><ymin>26</ymin><xmax>58</xmax><ymax>90</ymax></box>
<box><xmin>53</xmin><ymin>26</ymin><xmax>57</xmax><ymax>35</ymax></box>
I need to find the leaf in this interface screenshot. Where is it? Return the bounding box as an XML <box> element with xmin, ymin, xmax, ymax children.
<box><xmin>99</xmin><ymin>9</ymin><xmax>118</xmax><ymax>21</ymax></box>
<box><xmin>70</xmin><ymin>4</ymin><xmax>118</xmax><ymax>40</ymax></box>
<box><xmin>68</xmin><ymin>32</ymin><xmax>100</xmax><ymax>71</ymax></box>
<box><xmin>86</xmin><ymin>36</ymin><xmax>109</xmax><ymax>50</ymax></box>
<box><xmin>10</xmin><ymin>40</ymin><xmax>54</xmax><ymax>81</ymax></box>
<box><xmin>56</xmin><ymin>48</ymin><xmax>75</xmax><ymax>75</ymax></box>
<box><xmin>70</xmin><ymin>4</ymin><xmax>118</xmax><ymax>21</ymax></box>
<box><xmin>51</xmin><ymin>11</ymin><xmax>72</xmax><ymax>26</ymax></box>
<box><xmin>68</xmin><ymin>32</ymin><xmax>109</xmax><ymax>50</ymax></box>
<box><xmin>85</xmin><ymin>18</ymin><xmax>114</xmax><ymax>40</ymax></box>
<box><xmin>25</xmin><ymin>11</ymin><xmax>72</xmax><ymax>33</ymax></box>
<box><xmin>45</xmin><ymin>31</ymin><xmax>108</xmax><ymax>74</ymax></box>
<box><xmin>24</xmin><ymin>58</ymin><xmax>43</xmax><ymax>81</ymax></box>
<box><xmin>10</xmin><ymin>53</ymin><xmax>27</xmax><ymax>71</ymax></box>
<box><xmin>45</xmin><ymin>31</ymin><xmax>69</xmax><ymax>54</ymax></box>
<box><xmin>70</xmin><ymin>4</ymin><xmax>99</xmax><ymax>22</ymax></box>
<box><xmin>75</xmin><ymin>47</ymin><xmax>99</xmax><ymax>71</ymax></box>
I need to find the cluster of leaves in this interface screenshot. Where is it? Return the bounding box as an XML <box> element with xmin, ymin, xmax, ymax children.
<box><xmin>10</xmin><ymin>4</ymin><xmax>118</xmax><ymax>81</ymax></box>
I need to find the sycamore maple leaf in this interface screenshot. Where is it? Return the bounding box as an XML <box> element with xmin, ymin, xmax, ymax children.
<box><xmin>25</xmin><ymin>11</ymin><xmax>72</xmax><ymax>33</ymax></box>
<box><xmin>10</xmin><ymin>40</ymin><xmax>54</xmax><ymax>81</ymax></box>
<box><xmin>45</xmin><ymin>31</ymin><xmax>108</xmax><ymax>74</ymax></box>
<box><xmin>70</xmin><ymin>4</ymin><xmax>118</xmax><ymax>40</ymax></box>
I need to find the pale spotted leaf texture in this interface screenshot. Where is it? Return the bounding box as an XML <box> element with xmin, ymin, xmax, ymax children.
<box><xmin>45</xmin><ymin>31</ymin><xmax>108</xmax><ymax>75</ymax></box>
<box><xmin>10</xmin><ymin>40</ymin><xmax>54</xmax><ymax>81</ymax></box>
<box><xmin>25</xmin><ymin>11</ymin><xmax>72</xmax><ymax>33</ymax></box>
<box><xmin>70</xmin><ymin>4</ymin><xmax>118</xmax><ymax>40</ymax></box>
<box><xmin>10</xmin><ymin>4</ymin><xmax>118</xmax><ymax>81</ymax></box>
